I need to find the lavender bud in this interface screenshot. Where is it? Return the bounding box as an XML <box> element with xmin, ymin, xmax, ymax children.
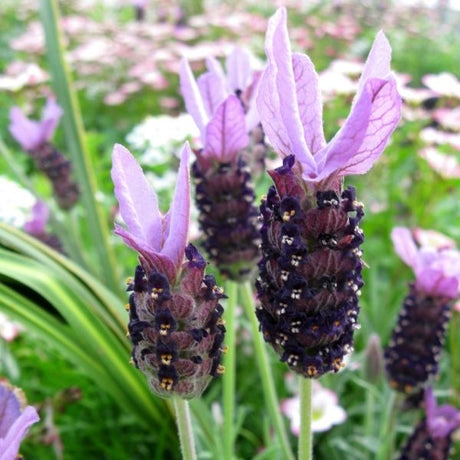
<box><xmin>363</xmin><ymin>333</ymin><xmax>384</xmax><ymax>383</ymax></box>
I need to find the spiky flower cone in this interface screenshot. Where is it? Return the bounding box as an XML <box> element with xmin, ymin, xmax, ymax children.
<box><xmin>256</xmin><ymin>157</ymin><xmax>364</xmax><ymax>377</ymax></box>
<box><xmin>127</xmin><ymin>245</ymin><xmax>226</xmax><ymax>399</ymax></box>
<box><xmin>384</xmin><ymin>284</ymin><xmax>451</xmax><ymax>394</ymax></box>
<box><xmin>385</xmin><ymin>227</ymin><xmax>460</xmax><ymax>395</ymax></box>
<box><xmin>33</xmin><ymin>143</ymin><xmax>79</xmax><ymax>210</ymax></box>
<box><xmin>193</xmin><ymin>154</ymin><xmax>260</xmax><ymax>281</ymax></box>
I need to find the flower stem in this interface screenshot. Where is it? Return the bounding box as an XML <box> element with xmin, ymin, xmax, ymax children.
<box><xmin>173</xmin><ymin>397</ymin><xmax>197</xmax><ymax>460</ymax></box>
<box><xmin>240</xmin><ymin>282</ymin><xmax>295</xmax><ymax>460</ymax></box>
<box><xmin>222</xmin><ymin>279</ymin><xmax>238</xmax><ymax>460</ymax></box>
<box><xmin>376</xmin><ymin>390</ymin><xmax>398</xmax><ymax>460</ymax></box>
<box><xmin>298</xmin><ymin>377</ymin><xmax>313</xmax><ymax>460</ymax></box>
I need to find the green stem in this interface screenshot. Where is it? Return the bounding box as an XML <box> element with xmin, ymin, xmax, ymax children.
<box><xmin>173</xmin><ymin>397</ymin><xmax>197</xmax><ymax>460</ymax></box>
<box><xmin>298</xmin><ymin>377</ymin><xmax>313</xmax><ymax>460</ymax></box>
<box><xmin>39</xmin><ymin>0</ymin><xmax>120</xmax><ymax>294</ymax></box>
<box><xmin>223</xmin><ymin>279</ymin><xmax>238</xmax><ymax>460</ymax></box>
<box><xmin>364</xmin><ymin>389</ymin><xmax>376</xmax><ymax>460</ymax></box>
<box><xmin>240</xmin><ymin>282</ymin><xmax>295</xmax><ymax>460</ymax></box>
<box><xmin>376</xmin><ymin>390</ymin><xmax>398</xmax><ymax>460</ymax></box>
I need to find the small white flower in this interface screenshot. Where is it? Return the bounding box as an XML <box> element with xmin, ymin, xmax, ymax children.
<box><xmin>0</xmin><ymin>313</ymin><xmax>23</xmax><ymax>342</ymax></box>
<box><xmin>281</xmin><ymin>381</ymin><xmax>347</xmax><ymax>435</ymax></box>
<box><xmin>0</xmin><ymin>176</ymin><xmax>35</xmax><ymax>227</ymax></box>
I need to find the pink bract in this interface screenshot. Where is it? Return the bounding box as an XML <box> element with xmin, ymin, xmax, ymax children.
<box><xmin>256</xmin><ymin>7</ymin><xmax>402</xmax><ymax>186</ymax></box>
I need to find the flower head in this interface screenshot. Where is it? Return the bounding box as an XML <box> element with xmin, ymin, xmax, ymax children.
<box><xmin>391</xmin><ymin>227</ymin><xmax>460</xmax><ymax>299</ymax></box>
<box><xmin>9</xmin><ymin>98</ymin><xmax>62</xmax><ymax>152</ymax></box>
<box><xmin>399</xmin><ymin>387</ymin><xmax>460</xmax><ymax>459</ymax></box>
<box><xmin>111</xmin><ymin>142</ymin><xmax>191</xmax><ymax>282</ymax></box>
<box><xmin>425</xmin><ymin>387</ymin><xmax>460</xmax><ymax>439</ymax></box>
<box><xmin>112</xmin><ymin>144</ymin><xmax>226</xmax><ymax>398</ymax></box>
<box><xmin>256</xmin><ymin>7</ymin><xmax>402</xmax><ymax>187</ymax></box>
<box><xmin>0</xmin><ymin>381</ymin><xmax>39</xmax><ymax>460</ymax></box>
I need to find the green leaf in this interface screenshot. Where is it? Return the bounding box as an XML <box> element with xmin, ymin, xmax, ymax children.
<box><xmin>38</xmin><ymin>0</ymin><xmax>120</xmax><ymax>293</ymax></box>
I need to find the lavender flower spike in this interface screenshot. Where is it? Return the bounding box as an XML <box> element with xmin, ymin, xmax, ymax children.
<box><xmin>112</xmin><ymin>143</ymin><xmax>226</xmax><ymax>398</ymax></box>
<box><xmin>9</xmin><ymin>99</ymin><xmax>79</xmax><ymax>210</ymax></box>
<box><xmin>257</xmin><ymin>7</ymin><xmax>402</xmax><ymax>187</ymax></box>
<box><xmin>9</xmin><ymin>98</ymin><xmax>62</xmax><ymax>152</ymax></box>
<box><xmin>385</xmin><ymin>227</ymin><xmax>460</xmax><ymax>395</ymax></box>
<box><xmin>399</xmin><ymin>387</ymin><xmax>460</xmax><ymax>459</ymax></box>
<box><xmin>0</xmin><ymin>381</ymin><xmax>39</xmax><ymax>460</ymax></box>
<box><xmin>255</xmin><ymin>8</ymin><xmax>401</xmax><ymax>378</ymax></box>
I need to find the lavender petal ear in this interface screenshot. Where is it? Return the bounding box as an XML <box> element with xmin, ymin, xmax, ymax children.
<box><xmin>9</xmin><ymin>107</ymin><xmax>42</xmax><ymax>151</ymax></box>
<box><xmin>357</xmin><ymin>30</ymin><xmax>392</xmax><ymax>93</ymax></box>
<box><xmin>203</xmin><ymin>95</ymin><xmax>249</xmax><ymax>163</ymax></box>
<box><xmin>179</xmin><ymin>58</ymin><xmax>209</xmax><ymax>138</ymax></box>
<box><xmin>161</xmin><ymin>142</ymin><xmax>191</xmax><ymax>268</ymax></box>
<box><xmin>391</xmin><ymin>227</ymin><xmax>419</xmax><ymax>269</ymax></box>
<box><xmin>261</xmin><ymin>6</ymin><xmax>316</xmax><ymax>172</ymax></box>
<box><xmin>226</xmin><ymin>46</ymin><xmax>252</xmax><ymax>92</ymax></box>
<box><xmin>111</xmin><ymin>143</ymin><xmax>162</xmax><ymax>251</ymax></box>
<box><xmin>197</xmin><ymin>71</ymin><xmax>228</xmax><ymax>119</ymax></box>
<box><xmin>292</xmin><ymin>53</ymin><xmax>325</xmax><ymax>155</ymax></box>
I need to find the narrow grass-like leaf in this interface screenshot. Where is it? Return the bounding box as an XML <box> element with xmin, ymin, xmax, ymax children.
<box><xmin>38</xmin><ymin>0</ymin><xmax>120</xmax><ymax>294</ymax></box>
<box><xmin>0</xmin><ymin>224</ymin><xmax>125</xmax><ymax>333</ymax></box>
<box><xmin>0</xmin><ymin>249</ymin><xmax>167</xmax><ymax>428</ymax></box>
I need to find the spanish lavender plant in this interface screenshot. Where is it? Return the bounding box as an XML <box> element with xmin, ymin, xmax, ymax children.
<box><xmin>0</xmin><ymin>381</ymin><xmax>39</xmax><ymax>459</ymax></box>
<box><xmin>399</xmin><ymin>387</ymin><xmax>460</xmax><ymax>459</ymax></box>
<box><xmin>255</xmin><ymin>7</ymin><xmax>402</xmax><ymax>378</ymax></box>
<box><xmin>9</xmin><ymin>99</ymin><xmax>79</xmax><ymax>210</ymax></box>
<box><xmin>180</xmin><ymin>54</ymin><xmax>262</xmax><ymax>281</ymax></box>
<box><xmin>111</xmin><ymin>142</ymin><xmax>226</xmax><ymax>399</ymax></box>
<box><xmin>384</xmin><ymin>227</ymin><xmax>460</xmax><ymax>395</ymax></box>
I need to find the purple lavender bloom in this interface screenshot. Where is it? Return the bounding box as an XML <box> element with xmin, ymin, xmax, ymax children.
<box><xmin>0</xmin><ymin>381</ymin><xmax>39</xmax><ymax>460</ymax></box>
<box><xmin>22</xmin><ymin>201</ymin><xmax>64</xmax><ymax>253</ymax></box>
<box><xmin>255</xmin><ymin>7</ymin><xmax>401</xmax><ymax>378</ymax></box>
<box><xmin>180</xmin><ymin>55</ymin><xmax>262</xmax><ymax>280</ymax></box>
<box><xmin>9</xmin><ymin>98</ymin><xmax>62</xmax><ymax>152</ymax></box>
<box><xmin>385</xmin><ymin>228</ymin><xmax>460</xmax><ymax>394</ymax></box>
<box><xmin>111</xmin><ymin>143</ymin><xmax>226</xmax><ymax>398</ymax></box>
<box><xmin>9</xmin><ymin>99</ymin><xmax>79</xmax><ymax>210</ymax></box>
<box><xmin>399</xmin><ymin>388</ymin><xmax>460</xmax><ymax>459</ymax></box>
<box><xmin>257</xmin><ymin>7</ymin><xmax>401</xmax><ymax>188</ymax></box>
<box><xmin>180</xmin><ymin>48</ymin><xmax>266</xmax><ymax>172</ymax></box>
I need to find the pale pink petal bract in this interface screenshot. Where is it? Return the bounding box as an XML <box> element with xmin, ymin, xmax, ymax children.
<box><xmin>203</xmin><ymin>95</ymin><xmax>249</xmax><ymax>163</ymax></box>
<box><xmin>111</xmin><ymin>144</ymin><xmax>162</xmax><ymax>251</ymax></box>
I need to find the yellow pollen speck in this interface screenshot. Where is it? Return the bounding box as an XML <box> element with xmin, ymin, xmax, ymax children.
<box><xmin>404</xmin><ymin>384</ymin><xmax>413</xmax><ymax>394</ymax></box>
<box><xmin>221</xmin><ymin>345</ymin><xmax>229</xmax><ymax>354</ymax></box>
<box><xmin>216</xmin><ymin>318</ymin><xmax>226</xmax><ymax>326</ymax></box>
<box><xmin>125</xmin><ymin>303</ymin><xmax>130</xmax><ymax>311</ymax></box>
<box><xmin>216</xmin><ymin>365</ymin><xmax>225</xmax><ymax>375</ymax></box>
<box><xmin>125</xmin><ymin>277</ymin><xmax>133</xmax><ymax>285</ymax></box>
<box><xmin>307</xmin><ymin>366</ymin><xmax>318</xmax><ymax>377</ymax></box>
<box><xmin>161</xmin><ymin>354</ymin><xmax>173</xmax><ymax>365</ymax></box>
<box><xmin>159</xmin><ymin>324</ymin><xmax>171</xmax><ymax>336</ymax></box>
<box><xmin>160</xmin><ymin>378</ymin><xmax>174</xmax><ymax>391</ymax></box>
<box><xmin>282</xmin><ymin>210</ymin><xmax>295</xmax><ymax>221</ymax></box>
<box><xmin>334</xmin><ymin>321</ymin><xmax>340</xmax><ymax>327</ymax></box>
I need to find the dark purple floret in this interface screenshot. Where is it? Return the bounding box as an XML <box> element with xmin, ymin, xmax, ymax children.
<box><xmin>256</xmin><ymin>158</ymin><xmax>364</xmax><ymax>378</ymax></box>
<box><xmin>398</xmin><ymin>418</ymin><xmax>452</xmax><ymax>460</ymax></box>
<box><xmin>384</xmin><ymin>284</ymin><xmax>452</xmax><ymax>394</ymax></box>
<box><xmin>126</xmin><ymin>244</ymin><xmax>226</xmax><ymax>399</ymax></box>
<box><xmin>192</xmin><ymin>153</ymin><xmax>261</xmax><ymax>281</ymax></box>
